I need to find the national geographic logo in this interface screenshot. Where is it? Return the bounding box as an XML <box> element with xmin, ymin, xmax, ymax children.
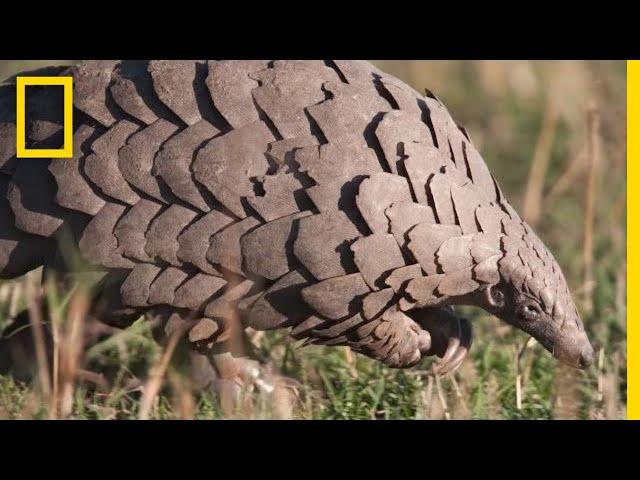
<box><xmin>15</xmin><ymin>76</ymin><xmax>73</xmax><ymax>158</ymax></box>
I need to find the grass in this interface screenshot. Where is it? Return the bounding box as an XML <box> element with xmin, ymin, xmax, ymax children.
<box><xmin>0</xmin><ymin>60</ymin><xmax>627</xmax><ymax>419</ymax></box>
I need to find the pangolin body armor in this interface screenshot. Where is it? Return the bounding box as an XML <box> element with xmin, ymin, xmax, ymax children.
<box><xmin>0</xmin><ymin>60</ymin><xmax>592</xmax><ymax>371</ymax></box>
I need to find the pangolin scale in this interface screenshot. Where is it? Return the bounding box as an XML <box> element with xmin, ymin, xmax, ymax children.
<box><xmin>0</xmin><ymin>60</ymin><xmax>593</xmax><ymax>382</ymax></box>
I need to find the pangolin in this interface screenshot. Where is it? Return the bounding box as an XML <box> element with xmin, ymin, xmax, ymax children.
<box><xmin>0</xmin><ymin>60</ymin><xmax>594</xmax><ymax>385</ymax></box>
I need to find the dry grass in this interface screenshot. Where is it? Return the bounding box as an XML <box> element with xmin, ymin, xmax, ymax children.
<box><xmin>0</xmin><ymin>60</ymin><xmax>627</xmax><ymax>419</ymax></box>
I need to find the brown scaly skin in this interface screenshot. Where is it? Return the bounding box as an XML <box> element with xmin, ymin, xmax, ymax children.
<box><xmin>0</xmin><ymin>61</ymin><xmax>593</xmax><ymax>399</ymax></box>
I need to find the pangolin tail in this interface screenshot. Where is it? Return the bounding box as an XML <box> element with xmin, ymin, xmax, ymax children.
<box><xmin>1</xmin><ymin>66</ymin><xmax>74</xmax><ymax>280</ymax></box>
<box><xmin>0</xmin><ymin>173</ymin><xmax>51</xmax><ymax>279</ymax></box>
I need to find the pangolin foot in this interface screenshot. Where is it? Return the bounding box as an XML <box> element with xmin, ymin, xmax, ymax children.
<box><xmin>411</xmin><ymin>307</ymin><xmax>473</xmax><ymax>375</ymax></box>
<box><xmin>210</xmin><ymin>352</ymin><xmax>300</xmax><ymax>418</ymax></box>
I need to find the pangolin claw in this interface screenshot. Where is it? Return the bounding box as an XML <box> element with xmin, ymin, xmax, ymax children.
<box><xmin>433</xmin><ymin>316</ymin><xmax>473</xmax><ymax>375</ymax></box>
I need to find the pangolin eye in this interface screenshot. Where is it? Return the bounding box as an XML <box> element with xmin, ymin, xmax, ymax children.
<box><xmin>520</xmin><ymin>303</ymin><xmax>541</xmax><ymax>321</ymax></box>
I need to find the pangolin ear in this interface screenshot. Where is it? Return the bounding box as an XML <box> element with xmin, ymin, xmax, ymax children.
<box><xmin>484</xmin><ymin>284</ymin><xmax>506</xmax><ymax>309</ymax></box>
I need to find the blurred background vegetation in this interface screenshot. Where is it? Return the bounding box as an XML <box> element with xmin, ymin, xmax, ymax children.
<box><xmin>0</xmin><ymin>60</ymin><xmax>627</xmax><ymax>419</ymax></box>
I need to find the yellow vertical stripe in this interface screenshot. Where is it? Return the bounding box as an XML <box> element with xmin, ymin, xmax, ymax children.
<box><xmin>628</xmin><ymin>60</ymin><xmax>638</xmax><ymax>419</ymax></box>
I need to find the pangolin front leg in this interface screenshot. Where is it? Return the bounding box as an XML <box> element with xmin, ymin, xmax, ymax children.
<box><xmin>348</xmin><ymin>304</ymin><xmax>432</xmax><ymax>368</ymax></box>
<box><xmin>341</xmin><ymin>304</ymin><xmax>471</xmax><ymax>372</ymax></box>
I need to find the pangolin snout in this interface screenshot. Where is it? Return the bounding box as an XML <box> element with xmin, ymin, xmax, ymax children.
<box><xmin>578</xmin><ymin>345</ymin><xmax>594</xmax><ymax>369</ymax></box>
<box><xmin>552</xmin><ymin>328</ymin><xmax>594</xmax><ymax>369</ymax></box>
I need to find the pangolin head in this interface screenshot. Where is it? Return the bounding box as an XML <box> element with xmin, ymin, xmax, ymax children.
<box><xmin>478</xmin><ymin>220</ymin><xmax>594</xmax><ymax>369</ymax></box>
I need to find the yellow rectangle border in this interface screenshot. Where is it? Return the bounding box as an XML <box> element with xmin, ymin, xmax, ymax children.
<box><xmin>628</xmin><ymin>60</ymin><xmax>638</xmax><ymax>420</ymax></box>
<box><xmin>16</xmin><ymin>76</ymin><xmax>73</xmax><ymax>158</ymax></box>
